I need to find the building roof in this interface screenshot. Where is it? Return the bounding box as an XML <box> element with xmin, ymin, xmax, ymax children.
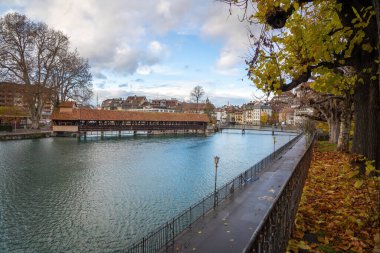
<box><xmin>280</xmin><ymin>107</ymin><xmax>294</xmax><ymax>113</ymax></box>
<box><xmin>52</xmin><ymin>108</ymin><xmax>209</xmax><ymax>122</ymax></box>
<box><xmin>59</xmin><ymin>101</ymin><xmax>77</xmax><ymax>108</ymax></box>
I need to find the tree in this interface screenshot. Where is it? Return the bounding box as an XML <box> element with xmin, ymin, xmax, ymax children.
<box><xmin>260</xmin><ymin>112</ymin><xmax>269</xmax><ymax>125</ymax></box>
<box><xmin>0</xmin><ymin>12</ymin><xmax>93</xmax><ymax>128</ymax></box>
<box><xmin>204</xmin><ymin>97</ymin><xmax>216</xmax><ymax>121</ymax></box>
<box><xmin>190</xmin><ymin>85</ymin><xmax>205</xmax><ymax>113</ymax></box>
<box><xmin>54</xmin><ymin>50</ymin><xmax>93</xmax><ymax>106</ymax></box>
<box><xmin>222</xmin><ymin>0</ymin><xmax>379</xmax><ymax>168</ymax></box>
<box><xmin>296</xmin><ymin>82</ymin><xmax>353</xmax><ymax>152</ymax></box>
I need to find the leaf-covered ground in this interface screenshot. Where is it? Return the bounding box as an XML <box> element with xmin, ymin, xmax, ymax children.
<box><xmin>287</xmin><ymin>141</ymin><xmax>379</xmax><ymax>253</ymax></box>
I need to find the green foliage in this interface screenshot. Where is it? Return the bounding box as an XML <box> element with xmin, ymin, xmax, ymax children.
<box><xmin>317</xmin><ymin>141</ymin><xmax>336</xmax><ymax>152</ymax></box>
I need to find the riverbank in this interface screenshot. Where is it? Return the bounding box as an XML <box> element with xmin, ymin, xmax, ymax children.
<box><xmin>0</xmin><ymin>129</ymin><xmax>52</xmax><ymax>140</ymax></box>
<box><xmin>287</xmin><ymin>141</ymin><xmax>379</xmax><ymax>253</ymax></box>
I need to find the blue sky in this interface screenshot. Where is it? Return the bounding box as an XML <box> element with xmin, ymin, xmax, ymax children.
<box><xmin>0</xmin><ymin>0</ymin><xmax>263</xmax><ymax>106</ymax></box>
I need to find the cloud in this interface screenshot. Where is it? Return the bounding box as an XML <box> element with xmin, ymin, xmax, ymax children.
<box><xmin>94</xmin><ymin>72</ymin><xmax>107</xmax><ymax>80</ymax></box>
<box><xmin>7</xmin><ymin>0</ymin><xmax>207</xmax><ymax>76</ymax></box>
<box><xmin>96</xmin><ymin>81</ymin><xmax>106</xmax><ymax>89</ymax></box>
<box><xmin>201</xmin><ymin>3</ymin><xmax>260</xmax><ymax>73</ymax></box>
<box><xmin>136</xmin><ymin>64</ymin><xmax>182</xmax><ymax>76</ymax></box>
<box><xmin>4</xmin><ymin>0</ymin><xmax>263</xmax><ymax>105</ymax></box>
<box><xmin>6</xmin><ymin>0</ymin><xmax>256</xmax><ymax>77</ymax></box>
<box><xmin>118</xmin><ymin>83</ymin><xmax>128</xmax><ymax>88</ymax></box>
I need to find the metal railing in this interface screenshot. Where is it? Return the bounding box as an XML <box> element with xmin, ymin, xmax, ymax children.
<box><xmin>243</xmin><ymin>134</ymin><xmax>315</xmax><ymax>253</ymax></box>
<box><xmin>125</xmin><ymin>133</ymin><xmax>303</xmax><ymax>253</ymax></box>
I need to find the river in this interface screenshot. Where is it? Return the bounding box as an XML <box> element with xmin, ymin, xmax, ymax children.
<box><xmin>0</xmin><ymin>130</ymin><xmax>297</xmax><ymax>252</ymax></box>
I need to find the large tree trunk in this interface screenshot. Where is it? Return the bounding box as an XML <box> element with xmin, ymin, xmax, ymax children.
<box><xmin>337</xmin><ymin>109</ymin><xmax>351</xmax><ymax>152</ymax></box>
<box><xmin>30</xmin><ymin>108</ymin><xmax>41</xmax><ymax>129</ymax></box>
<box><xmin>352</xmin><ymin>77</ymin><xmax>380</xmax><ymax>169</ymax></box>
<box><xmin>337</xmin><ymin>92</ymin><xmax>353</xmax><ymax>152</ymax></box>
<box><xmin>28</xmin><ymin>92</ymin><xmax>45</xmax><ymax>130</ymax></box>
<box><xmin>327</xmin><ymin>101</ymin><xmax>340</xmax><ymax>144</ymax></box>
<box><xmin>328</xmin><ymin>118</ymin><xmax>340</xmax><ymax>144</ymax></box>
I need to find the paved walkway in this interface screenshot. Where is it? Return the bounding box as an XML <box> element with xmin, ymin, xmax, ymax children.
<box><xmin>166</xmin><ymin>136</ymin><xmax>308</xmax><ymax>253</ymax></box>
<box><xmin>0</xmin><ymin>128</ymin><xmax>51</xmax><ymax>136</ymax></box>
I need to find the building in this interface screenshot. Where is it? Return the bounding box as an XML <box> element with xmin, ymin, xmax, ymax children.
<box><xmin>215</xmin><ymin>108</ymin><xmax>227</xmax><ymax>125</ymax></box>
<box><xmin>177</xmin><ymin>102</ymin><xmax>208</xmax><ymax>114</ymax></box>
<box><xmin>0</xmin><ymin>82</ymin><xmax>25</xmax><ymax>108</ymax></box>
<box><xmin>123</xmin><ymin>95</ymin><xmax>149</xmax><ymax>110</ymax></box>
<box><xmin>234</xmin><ymin>110</ymin><xmax>244</xmax><ymax>125</ymax></box>
<box><xmin>0</xmin><ymin>82</ymin><xmax>53</xmax><ymax>125</ymax></box>
<box><xmin>101</xmin><ymin>98</ymin><xmax>123</xmax><ymax>110</ymax></box>
<box><xmin>253</xmin><ymin>103</ymin><xmax>272</xmax><ymax>125</ymax></box>
<box><xmin>279</xmin><ymin>107</ymin><xmax>295</xmax><ymax>125</ymax></box>
<box><xmin>270</xmin><ymin>91</ymin><xmax>295</xmax><ymax>105</ymax></box>
<box><xmin>151</xmin><ymin>98</ymin><xmax>179</xmax><ymax>109</ymax></box>
<box><xmin>294</xmin><ymin>107</ymin><xmax>314</xmax><ymax>125</ymax></box>
<box><xmin>243</xmin><ymin>102</ymin><xmax>255</xmax><ymax>125</ymax></box>
<box><xmin>270</xmin><ymin>91</ymin><xmax>295</xmax><ymax>125</ymax></box>
<box><xmin>242</xmin><ymin>102</ymin><xmax>272</xmax><ymax>126</ymax></box>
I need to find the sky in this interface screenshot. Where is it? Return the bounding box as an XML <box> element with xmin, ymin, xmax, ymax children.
<box><xmin>0</xmin><ymin>0</ymin><xmax>264</xmax><ymax>106</ymax></box>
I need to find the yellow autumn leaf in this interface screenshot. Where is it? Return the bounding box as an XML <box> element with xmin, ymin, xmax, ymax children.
<box><xmin>354</xmin><ymin>179</ymin><xmax>364</xmax><ymax>188</ymax></box>
<box><xmin>297</xmin><ymin>241</ymin><xmax>311</xmax><ymax>250</ymax></box>
<box><xmin>347</xmin><ymin>170</ymin><xmax>359</xmax><ymax>178</ymax></box>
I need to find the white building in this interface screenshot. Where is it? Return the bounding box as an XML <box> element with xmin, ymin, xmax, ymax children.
<box><xmin>215</xmin><ymin>109</ymin><xmax>228</xmax><ymax>125</ymax></box>
<box><xmin>294</xmin><ymin>107</ymin><xmax>314</xmax><ymax>125</ymax></box>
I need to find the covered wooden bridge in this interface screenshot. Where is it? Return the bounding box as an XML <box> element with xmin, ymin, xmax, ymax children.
<box><xmin>52</xmin><ymin>102</ymin><xmax>209</xmax><ymax>136</ymax></box>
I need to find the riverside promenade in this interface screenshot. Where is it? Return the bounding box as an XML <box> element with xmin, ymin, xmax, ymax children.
<box><xmin>0</xmin><ymin>129</ymin><xmax>52</xmax><ymax>140</ymax></box>
<box><xmin>165</xmin><ymin>136</ymin><xmax>310</xmax><ymax>253</ymax></box>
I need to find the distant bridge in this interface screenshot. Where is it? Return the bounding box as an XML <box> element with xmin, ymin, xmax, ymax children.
<box><xmin>217</xmin><ymin>124</ymin><xmax>299</xmax><ymax>134</ymax></box>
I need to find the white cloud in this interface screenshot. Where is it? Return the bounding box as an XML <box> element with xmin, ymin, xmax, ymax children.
<box><xmin>148</xmin><ymin>41</ymin><xmax>164</xmax><ymax>55</ymax></box>
<box><xmin>201</xmin><ymin>3</ymin><xmax>260</xmax><ymax>73</ymax></box>
<box><xmin>2</xmin><ymin>0</ymin><xmax>266</xmax><ymax>105</ymax></box>
<box><xmin>4</xmin><ymin>0</ymin><xmax>257</xmax><ymax>76</ymax></box>
<box><xmin>136</xmin><ymin>66</ymin><xmax>152</xmax><ymax>76</ymax></box>
<box><xmin>157</xmin><ymin>0</ymin><xmax>171</xmax><ymax>19</ymax></box>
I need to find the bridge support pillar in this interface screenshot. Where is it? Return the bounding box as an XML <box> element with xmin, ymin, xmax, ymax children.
<box><xmin>118</xmin><ymin>131</ymin><xmax>121</xmax><ymax>137</ymax></box>
<box><xmin>101</xmin><ymin>131</ymin><xmax>104</xmax><ymax>139</ymax></box>
<box><xmin>84</xmin><ymin>132</ymin><xmax>87</xmax><ymax>140</ymax></box>
<box><xmin>133</xmin><ymin>131</ymin><xmax>137</xmax><ymax>135</ymax></box>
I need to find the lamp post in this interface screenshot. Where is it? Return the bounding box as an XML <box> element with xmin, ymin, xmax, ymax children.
<box><xmin>213</xmin><ymin>156</ymin><xmax>220</xmax><ymax>209</ymax></box>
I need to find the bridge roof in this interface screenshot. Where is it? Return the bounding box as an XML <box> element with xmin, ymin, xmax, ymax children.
<box><xmin>52</xmin><ymin>108</ymin><xmax>209</xmax><ymax>122</ymax></box>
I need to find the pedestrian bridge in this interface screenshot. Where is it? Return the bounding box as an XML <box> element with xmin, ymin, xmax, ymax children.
<box><xmin>52</xmin><ymin>102</ymin><xmax>209</xmax><ymax>136</ymax></box>
<box><xmin>217</xmin><ymin>124</ymin><xmax>298</xmax><ymax>134</ymax></box>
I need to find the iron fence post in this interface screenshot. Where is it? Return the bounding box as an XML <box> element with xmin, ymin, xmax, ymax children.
<box><xmin>202</xmin><ymin>197</ymin><xmax>205</xmax><ymax>217</ymax></box>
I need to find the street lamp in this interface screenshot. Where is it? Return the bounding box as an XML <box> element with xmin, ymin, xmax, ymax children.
<box><xmin>213</xmin><ymin>156</ymin><xmax>220</xmax><ymax>209</ymax></box>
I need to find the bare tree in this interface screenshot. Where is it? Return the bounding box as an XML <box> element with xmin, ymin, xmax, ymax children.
<box><xmin>0</xmin><ymin>12</ymin><xmax>92</xmax><ymax>128</ymax></box>
<box><xmin>54</xmin><ymin>50</ymin><xmax>93</xmax><ymax>106</ymax></box>
<box><xmin>190</xmin><ymin>85</ymin><xmax>205</xmax><ymax>113</ymax></box>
